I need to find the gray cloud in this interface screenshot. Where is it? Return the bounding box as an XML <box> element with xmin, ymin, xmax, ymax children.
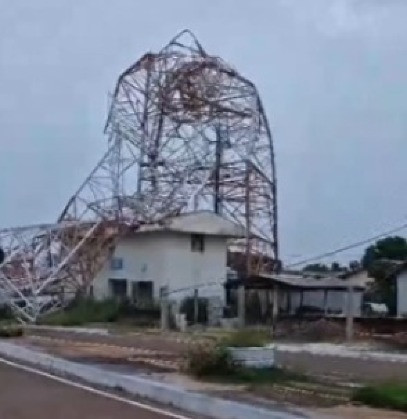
<box><xmin>1</xmin><ymin>0</ymin><xmax>406</xmax><ymax>264</ymax></box>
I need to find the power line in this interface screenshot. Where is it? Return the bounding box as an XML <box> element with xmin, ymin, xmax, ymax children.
<box><xmin>285</xmin><ymin>221</ymin><xmax>407</xmax><ymax>268</ymax></box>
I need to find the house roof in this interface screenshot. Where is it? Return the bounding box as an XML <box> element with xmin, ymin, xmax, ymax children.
<box><xmin>135</xmin><ymin>211</ymin><xmax>246</xmax><ymax>238</ymax></box>
<box><xmin>226</xmin><ymin>269</ymin><xmax>373</xmax><ymax>291</ymax></box>
<box><xmin>263</xmin><ymin>271</ymin><xmax>371</xmax><ymax>290</ymax></box>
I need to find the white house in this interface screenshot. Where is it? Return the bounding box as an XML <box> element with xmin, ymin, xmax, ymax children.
<box><xmin>91</xmin><ymin>211</ymin><xmax>245</xmax><ymax>306</ymax></box>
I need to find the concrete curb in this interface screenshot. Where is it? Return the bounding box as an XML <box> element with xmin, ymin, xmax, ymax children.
<box><xmin>274</xmin><ymin>343</ymin><xmax>407</xmax><ymax>364</ymax></box>
<box><xmin>0</xmin><ymin>341</ymin><xmax>305</xmax><ymax>419</ymax></box>
<box><xmin>26</xmin><ymin>325</ymin><xmax>110</xmax><ymax>336</ymax></box>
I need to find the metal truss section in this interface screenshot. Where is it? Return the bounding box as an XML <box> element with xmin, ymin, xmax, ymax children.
<box><xmin>106</xmin><ymin>30</ymin><xmax>278</xmax><ymax>273</ymax></box>
<box><xmin>0</xmin><ymin>30</ymin><xmax>278</xmax><ymax>322</ymax></box>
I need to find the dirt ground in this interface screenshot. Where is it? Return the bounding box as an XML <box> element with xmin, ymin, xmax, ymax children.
<box><xmin>14</xmin><ymin>326</ymin><xmax>407</xmax><ymax>418</ymax></box>
<box><xmin>22</xmin><ymin>327</ymin><xmax>193</xmax><ymax>372</ymax></box>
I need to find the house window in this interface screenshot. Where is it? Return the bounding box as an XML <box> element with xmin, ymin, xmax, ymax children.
<box><xmin>110</xmin><ymin>257</ymin><xmax>123</xmax><ymax>271</ymax></box>
<box><xmin>191</xmin><ymin>234</ymin><xmax>205</xmax><ymax>252</ymax></box>
<box><xmin>132</xmin><ymin>281</ymin><xmax>154</xmax><ymax>306</ymax></box>
<box><xmin>109</xmin><ymin>279</ymin><xmax>127</xmax><ymax>300</ymax></box>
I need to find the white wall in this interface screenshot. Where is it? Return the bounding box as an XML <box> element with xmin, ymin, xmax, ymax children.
<box><xmin>397</xmin><ymin>270</ymin><xmax>407</xmax><ymax>317</ymax></box>
<box><xmin>92</xmin><ymin>232</ymin><xmax>227</xmax><ymax>303</ymax></box>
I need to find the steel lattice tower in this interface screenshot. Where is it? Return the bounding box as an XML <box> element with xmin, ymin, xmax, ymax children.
<box><xmin>0</xmin><ymin>31</ymin><xmax>278</xmax><ymax>322</ymax></box>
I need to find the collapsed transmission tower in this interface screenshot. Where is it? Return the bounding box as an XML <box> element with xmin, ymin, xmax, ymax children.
<box><xmin>0</xmin><ymin>30</ymin><xmax>278</xmax><ymax>322</ymax></box>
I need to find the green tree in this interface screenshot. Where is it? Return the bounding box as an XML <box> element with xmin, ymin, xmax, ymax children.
<box><xmin>303</xmin><ymin>263</ymin><xmax>329</xmax><ymax>272</ymax></box>
<box><xmin>302</xmin><ymin>262</ymin><xmax>346</xmax><ymax>273</ymax></box>
<box><xmin>362</xmin><ymin>236</ymin><xmax>407</xmax><ymax>269</ymax></box>
<box><xmin>361</xmin><ymin>236</ymin><xmax>407</xmax><ymax>314</ymax></box>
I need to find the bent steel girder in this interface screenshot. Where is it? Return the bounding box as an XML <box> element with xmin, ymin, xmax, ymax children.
<box><xmin>106</xmin><ymin>30</ymin><xmax>278</xmax><ymax>274</ymax></box>
<box><xmin>0</xmin><ymin>30</ymin><xmax>278</xmax><ymax>322</ymax></box>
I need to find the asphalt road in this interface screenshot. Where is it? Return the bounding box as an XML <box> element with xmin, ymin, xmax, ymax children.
<box><xmin>0</xmin><ymin>360</ymin><xmax>193</xmax><ymax>419</ymax></box>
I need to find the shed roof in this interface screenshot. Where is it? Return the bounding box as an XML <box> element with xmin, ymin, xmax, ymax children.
<box><xmin>227</xmin><ymin>270</ymin><xmax>372</xmax><ymax>291</ymax></box>
<box><xmin>262</xmin><ymin>271</ymin><xmax>371</xmax><ymax>290</ymax></box>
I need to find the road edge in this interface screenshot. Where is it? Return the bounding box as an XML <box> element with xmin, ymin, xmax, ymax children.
<box><xmin>0</xmin><ymin>340</ymin><xmax>304</xmax><ymax>419</ymax></box>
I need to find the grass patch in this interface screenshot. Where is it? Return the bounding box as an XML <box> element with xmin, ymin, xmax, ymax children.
<box><xmin>221</xmin><ymin>329</ymin><xmax>271</xmax><ymax>348</ymax></box>
<box><xmin>39</xmin><ymin>298</ymin><xmax>120</xmax><ymax>326</ymax></box>
<box><xmin>204</xmin><ymin>366</ymin><xmax>307</xmax><ymax>385</ymax></box>
<box><xmin>353</xmin><ymin>383</ymin><xmax>407</xmax><ymax>412</ymax></box>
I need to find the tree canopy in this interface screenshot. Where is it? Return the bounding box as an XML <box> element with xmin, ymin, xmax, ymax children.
<box><xmin>362</xmin><ymin>236</ymin><xmax>407</xmax><ymax>269</ymax></box>
<box><xmin>361</xmin><ymin>235</ymin><xmax>407</xmax><ymax>314</ymax></box>
<box><xmin>302</xmin><ymin>262</ymin><xmax>346</xmax><ymax>273</ymax></box>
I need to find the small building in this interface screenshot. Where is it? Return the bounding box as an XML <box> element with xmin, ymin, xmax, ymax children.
<box><xmin>396</xmin><ymin>265</ymin><xmax>407</xmax><ymax>317</ymax></box>
<box><xmin>91</xmin><ymin>211</ymin><xmax>245</xmax><ymax>306</ymax></box>
<box><xmin>226</xmin><ymin>269</ymin><xmax>373</xmax><ymax>318</ymax></box>
<box><xmin>267</xmin><ymin>270</ymin><xmax>372</xmax><ymax>317</ymax></box>
<box><xmin>384</xmin><ymin>261</ymin><xmax>407</xmax><ymax>318</ymax></box>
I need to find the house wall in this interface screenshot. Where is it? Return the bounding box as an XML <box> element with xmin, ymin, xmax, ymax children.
<box><xmin>92</xmin><ymin>231</ymin><xmax>227</xmax><ymax>303</ymax></box>
<box><xmin>397</xmin><ymin>270</ymin><xmax>407</xmax><ymax>317</ymax></box>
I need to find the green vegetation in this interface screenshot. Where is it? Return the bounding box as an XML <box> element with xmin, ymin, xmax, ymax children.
<box><xmin>0</xmin><ymin>305</ymin><xmax>15</xmax><ymax>322</ymax></box>
<box><xmin>0</xmin><ymin>324</ymin><xmax>23</xmax><ymax>338</ymax></box>
<box><xmin>206</xmin><ymin>366</ymin><xmax>307</xmax><ymax>385</ymax></box>
<box><xmin>221</xmin><ymin>329</ymin><xmax>271</xmax><ymax>348</ymax></box>
<box><xmin>186</xmin><ymin>341</ymin><xmax>235</xmax><ymax>377</ymax></box>
<box><xmin>186</xmin><ymin>328</ymin><xmax>272</xmax><ymax>378</ymax></box>
<box><xmin>186</xmin><ymin>340</ymin><xmax>306</xmax><ymax>384</ymax></box>
<box><xmin>39</xmin><ymin>298</ymin><xmax>121</xmax><ymax>326</ymax></box>
<box><xmin>39</xmin><ymin>298</ymin><xmax>161</xmax><ymax>327</ymax></box>
<box><xmin>353</xmin><ymin>383</ymin><xmax>407</xmax><ymax>412</ymax></box>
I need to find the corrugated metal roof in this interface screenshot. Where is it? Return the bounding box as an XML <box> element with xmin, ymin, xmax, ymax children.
<box><xmin>259</xmin><ymin>270</ymin><xmax>372</xmax><ymax>290</ymax></box>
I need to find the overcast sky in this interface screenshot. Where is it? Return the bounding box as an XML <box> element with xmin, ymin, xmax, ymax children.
<box><xmin>1</xmin><ymin>0</ymin><xmax>406</xmax><ymax>265</ymax></box>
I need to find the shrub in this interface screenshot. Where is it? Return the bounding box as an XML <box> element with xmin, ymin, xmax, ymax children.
<box><xmin>0</xmin><ymin>325</ymin><xmax>23</xmax><ymax>338</ymax></box>
<box><xmin>39</xmin><ymin>298</ymin><xmax>120</xmax><ymax>326</ymax></box>
<box><xmin>0</xmin><ymin>305</ymin><xmax>14</xmax><ymax>321</ymax></box>
<box><xmin>222</xmin><ymin>329</ymin><xmax>270</xmax><ymax>348</ymax></box>
<box><xmin>353</xmin><ymin>383</ymin><xmax>407</xmax><ymax>412</ymax></box>
<box><xmin>186</xmin><ymin>341</ymin><xmax>235</xmax><ymax>377</ymax></box>
<box><xmin>117</xmin><ymin>299</ymin><xmax>161</xmax><ymax>327</ymax></box>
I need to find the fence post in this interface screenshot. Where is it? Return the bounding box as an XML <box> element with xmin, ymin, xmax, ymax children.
<box><xmin>193</xmin><ymin>288</ymin><xmax>199</xmax><ymax>325</ymax></box>
<box><xmin>346</xmin><ymin>285</ymin><xmax>354</xmax><ymax>342</ymax></box>
<box><xmin>272</xmin><ymin>284</ymin><xmax>279</xmax><ymax>333</ymax></box>
<box><xmin>161</xmin><ymin>289</ymin><xmax>169</xmax><ymax>331</ymax></box>
<box><xmin>237</xmin><ymin>284</ymin><xmax>245</xmax><ymax>328</ymax></box>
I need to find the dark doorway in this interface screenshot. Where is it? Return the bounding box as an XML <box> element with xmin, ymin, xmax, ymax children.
<box><xmin>109</xmin><ymin>279</ymin><xmax>127</xmax><ymax>301</ymax></box>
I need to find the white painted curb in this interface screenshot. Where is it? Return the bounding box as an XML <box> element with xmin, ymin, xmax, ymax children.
<box><xmin>0</xmin><ymin>341</ymin><xmax>304</xmax><ymax>419</ymax></box>
<box><xmin>229</xmin><ymin>347</ymin><xmax>275</xmax><ymax>368</ymax></box>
